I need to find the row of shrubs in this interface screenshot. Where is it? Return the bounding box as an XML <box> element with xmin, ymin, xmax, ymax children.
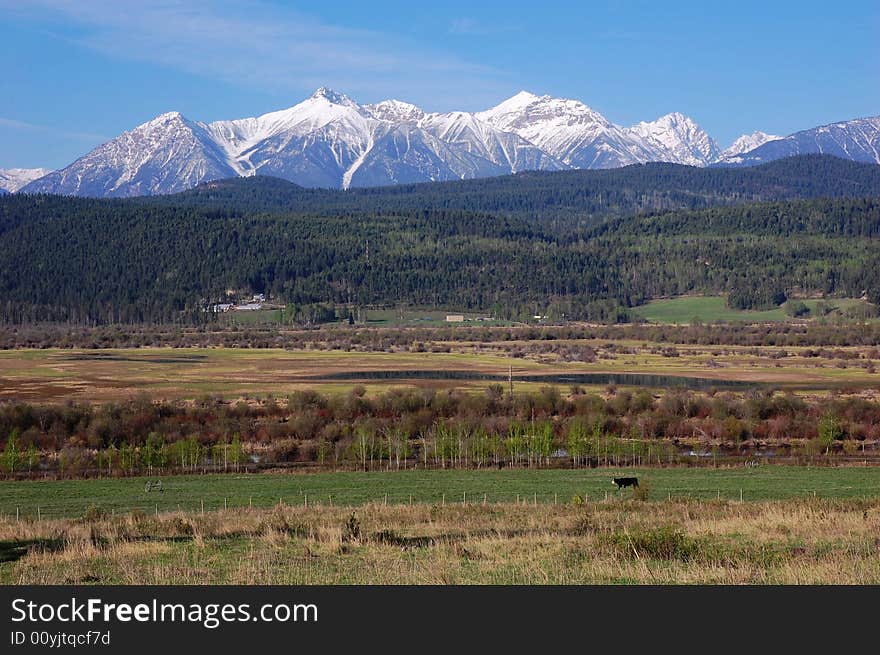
<box><xmin>1</xmin><ymin>386</ymin><xmax>877</xmax><ymax>476</ymax></box>
<box><xmin>4</xmin><ymin>320</ymin><xmax>880</xmax><ymax>350</ymax></box>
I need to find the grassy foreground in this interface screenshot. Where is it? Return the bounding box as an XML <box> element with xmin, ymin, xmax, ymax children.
<box><xmin>3</xmin><ymin>467</ymin><xmax>880</xmax><ymax>520</ymax></box>
<box><xmin>4</xmin><ymin>468</ymin><xmax>879</xmax><ymax>584</ymax></box>
<box><xmin>2</xmin><ymin>498</ymin><xmax>879</xmax><ymax>584</ymax></box>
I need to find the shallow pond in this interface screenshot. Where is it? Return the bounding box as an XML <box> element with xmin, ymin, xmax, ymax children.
<box><xmin>311</xmin><ymin>370</ymin><xmax>755</xmax><ymax>390</ymax></box>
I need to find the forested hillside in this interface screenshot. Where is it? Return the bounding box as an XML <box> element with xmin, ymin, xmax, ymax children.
<box><xmin>150</xmin><ymin>154</ymin><xmax>880</xmax><ymax>228</ymax></box>
<box><xmin>1</xmin><ymin>156</ymin><xmax>879</xmax><ymax>324</ymax></box>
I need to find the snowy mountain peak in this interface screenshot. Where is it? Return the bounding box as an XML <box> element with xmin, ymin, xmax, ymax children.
<box><xmin>479</xmin><ymin>91</ymin><xmax>609</xmax><ymax>128</ymax></box>
<box><xmin>496</xmin><ymin>90</ymin><xmax>540</xmax><ymax>109</ymax></box>
<box><xmin>310</xmin><ymin>87</ymin><xmax>354</xmax><ymax>105</ymax></box>
<box><xmin>477</xmin><ymin>92</ymin><xmax>653</xmax><ymax>168</ymax></box>
<box><xmin>628</xmin><ymin>112</ymin><xmax>720</xmax><ymax>166</ymax></box>
<box><xmin>720</xmin><ymin>131</ymin><xmax>782</xmax><ymax>159</ymax></box>
<box><xmin>22</xmin><ymin>108</ymin><xmax>236</xmax><ymax>197</ymax></box>
<box><xmin>206</xmin><ymin>87</ymin><xmax>371</xmax><ymax>165</ymax></box>
<box><xmin>649</xmin><ymin>112</ymin><xmax>704</xmax><ymax>132</ymax></box>
<box><xmin>365</xmin><ymin>99</ymin><xmax>425</xmax><ymax>122</ymax></box>
<box><xmin>150</xmin><ymin>111</ymin><xmax>187</xmax><ymax>124</ymax></box>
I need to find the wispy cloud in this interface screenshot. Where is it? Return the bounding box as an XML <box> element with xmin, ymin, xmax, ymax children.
<box><xmin>449</xmin><ymin>18</ymin><xmax>490</xmax><ymax>36</ymax></box>
<box><xmin>0</xmin><ymin>117</ymin><xmax>32</xmax><ymax>130</ymax></box>
<box><xmin>0</xmin><ymin>115</ymin><xmax>108</xmax><ymax>141</ymax></box>
<box><xmin>448</xmin><ymin>17</ymin><xmax>521</xmax><ymax>37</ymax></box>
<box><xmin>1</xmin><ymin>0</ymin><xmax>512</xmax><ymax>110</ymax></box>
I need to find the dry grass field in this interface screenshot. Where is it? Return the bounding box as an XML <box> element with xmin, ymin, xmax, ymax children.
<box><xmin>2</xmin><ymin>498</ymin><xmax>879</xmax><ymax>584</ymax></box>
<box><xmin>1</xmin><ymin>342</ymin><xmax>877</xmax><ymax>403</ymax></box>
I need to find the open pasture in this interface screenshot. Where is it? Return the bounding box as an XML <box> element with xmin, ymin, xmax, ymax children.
<box><xmin>2</xmin><ymin>466</ymin><xmax>879</xmax><ymax>520</ymax></box>
<box><xmin>632</xmin><ymin>295</ymin><xmax>875</xmax><ymax>324</ymax></box>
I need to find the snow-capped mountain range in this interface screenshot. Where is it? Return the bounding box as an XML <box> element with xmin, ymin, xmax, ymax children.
<box><xmin>14</xmin><ymin>88</ymin><xmax>880</xmax><ymax>197</ymax></box>
<box><xmin>716</xmin><ymin>117</ymin><xmax>880</xmax><ymax>167</ymax></box>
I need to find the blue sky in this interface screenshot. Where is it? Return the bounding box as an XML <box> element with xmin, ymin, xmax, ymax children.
<box><xmin>1</xmin><ymin>0</ymin><xmax>878</xmax><ymax>169</ymax></box>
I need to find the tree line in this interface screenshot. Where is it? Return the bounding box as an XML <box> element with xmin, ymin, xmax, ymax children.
<box><xmin>2</xmin><ymin>386</ymin><xmax>877</xmax><ymax>477</ymax></box>
<box><xmin>4</xmin><ymin>321</ymin><xmax>880</xmax><ymax>350</ymax></box>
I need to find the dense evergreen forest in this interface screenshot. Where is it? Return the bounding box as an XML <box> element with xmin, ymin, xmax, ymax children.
<box><xmin>1</xmin><ymin>155</ymin><xmax>879</xmax><ymax>325</ymax></box>
<box><xmin>150</xmin><ymin>154</ymin><xmax>880</xmax><ymax>228</ymax></box>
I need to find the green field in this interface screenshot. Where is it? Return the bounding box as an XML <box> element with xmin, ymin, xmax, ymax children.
<box><xmin>216</xmin><ymin>307</ymin><xmax>513</xmax><ymax>328</ymax></box>
<box><xmin>632</xmin><ymin>295</ymin><xmax>874</xmax><ymax>324</ymax></box>
<box><xmin>3</xmin><ymin>467</ymin><xmax>879</xmax><ymax>519</ymax></box>
<box><xmin>361</xmin><ymin>309</ymin><xmax>512</xmax><ymax>327</ymax></box>
<box><xmin>220</xmin><ymin>308</ymin><xmax>284</xmax><ymax>325</ymax></box>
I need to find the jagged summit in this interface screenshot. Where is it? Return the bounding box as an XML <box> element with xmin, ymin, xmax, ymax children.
<box><xmin>720</xmin><ymin>131</ymin><xmax>782</xmax><ymax>160</ymax></box>
<box><xmin>310</xmin><ymin>87</ymin><xmax>354</xmax><ymax>104</ymax></box>
<box><xmin>364</xmin><ymin>99</ymin><xmax>425</xmax><ymax>122</ymax></box>
<box><xmin>628</xmin><ymin>112</ymin><xmax>720</xmax><ymax>166</ymax></box>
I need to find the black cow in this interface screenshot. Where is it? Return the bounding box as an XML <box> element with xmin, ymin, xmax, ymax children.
<box><xmin>612</xmin><ymin>476</ymin><xmax>639</xmax><ymax>489</ymax></box>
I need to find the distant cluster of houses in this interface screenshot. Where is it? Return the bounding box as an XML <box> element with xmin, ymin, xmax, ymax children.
<box><xmin>206</xmin><ymin>293</ymin><xmax>267</xmax><ymax>313</ymax></box>
<box><xmin>445</xmin><ymin>314</ymin><xmax>492</xmax><ymax>323</ymax></box>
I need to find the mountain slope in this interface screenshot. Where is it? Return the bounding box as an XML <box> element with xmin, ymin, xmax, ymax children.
<box><xmin>22</xmin><ymin>113</ymin><xmax>237</xmax><ymax>197</ymax></box>
<box><xmin>718</xmin><ymin>117</ymin><xmax>880</xmax><ymax>166</ymax></box>
<box><xmin>0</xmin><ymin>168</ymin><xmax>53</xmax><ymax>193</ymax></box>
<box><xmin>418</xmin><ymin>110</ymin><xmax>566</xmax><ymax>174</ymax></box>
<box><xmin>476</xmin><ymin>91</ymin><xmax>656</xmax><ymax>168</ymax></box>
<box><xmin>208</xmin><ymin>87</ymin><xmax>374</xmax><ymax>186</ymax></box>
